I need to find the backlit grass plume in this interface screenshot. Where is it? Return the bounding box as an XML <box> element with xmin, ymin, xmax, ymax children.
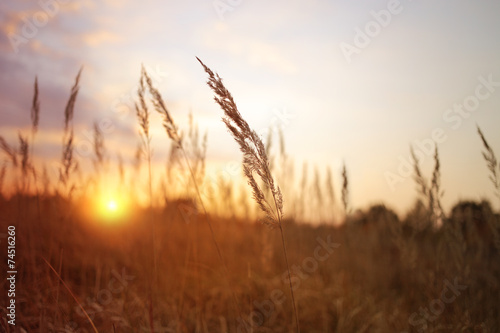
<box><xmin>196</xmin><ymin>57</ymin><xmax>283</xmax><ymax>228</ymax></box>
<box><xmin>410</xmin><ymin>145</ymin><xmax>445</xmax><ymax>225</ymax></box>
<box><xmin>64</xmin><ymin>67</ymin><xmax>82</xmax><ymax>132</ymax></box>
<box><xmin>477</xmin><ymin>125</ymin><xmax>500</xmax><ymax>199</ymax></box>
<box><xmin>59</xmin><ymin>69</ymin><xmax>82</xmax><ymax>197</ymax></box>
<box><xmin>477</xmin><ymin>125</ymin><xmax>500</xmax><ymax>251</ymax></box>
<box><xmin>18</xmin><ymin>134</ymin><xmax>29</xmax><ymax>183</ymax></box>
<box><xmin>197</xmin><ymin>57</ymin><xmax>299</xmax><ymax>333</ymax></box>
<box><xmin>141</xmin><ymin>65</ymin><xmax>182</xmax><ymax>146</ymax></box>
<box><xmin>341</xmin><ymin>162</ymin><xmax>349</xmax><ymax>217</ymax></box>
<box><xmin>138</xmin><ymin>64</ymin><xmax>243</xmax><ymax>324</ymax></box>
<box><xmin>31</xmin><ymin>77</ymin><xmax>40</xmax><ymax>134</ymax></box>
<box><xmin>0</xmin><ymin>136</ymin><xmax>18</xmax><ymax>167</ymax></box>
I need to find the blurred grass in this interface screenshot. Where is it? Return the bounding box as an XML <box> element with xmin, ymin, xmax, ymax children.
<box><xmin>0</xmin><ymin>71</ymin><xmax>499</xmax><ymax>333</ymax></box>
<box><xmin>0</xmin><ymin>195</ymin><xmax>499</xmax><ymax>332</ymax></box>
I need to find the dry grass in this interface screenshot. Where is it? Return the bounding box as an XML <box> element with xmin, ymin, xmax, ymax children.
<box><xmin>30</xmin><ymin>76</ymin><xmax>40</xmax><ymax>134</ymax></box>
<box><xmin>198</xmin><ymin>56</ymin><xmax>299</xmax><ymax>332</ymax></box>
<box><xmin>410</xmin><ymin>144</ymin><xmax>445</xmax><ymax>225</ymax></box>
<box><xmin>341</xmin><ymin>162</ymin><xmax>349</xmax><ymax>216</ymax></box>
<box><xmin>0</xmin><ymin>136</ymin><xmax>18</xmax><ymax>167</ymax></box>
<box><xmin>139</xmin><ymin>64</ymin><xmax>243</xmax><ymax>324</ymax></box>
<box><xmin>0</xmin><ymin>163</ymin><xmax>6</xmax><ymax>194</ymax></box>
<box><xmin>135</xmin><ymin>65</ymin><xmax>157</xmax><ymax>333</ymax></box>
<box><xmin>58</xmin><ymin>68</ymin><xmax>82</xmax><ymax>198</ymax></box>
<box><xmin>0</xmin><ymin>64</ymin><xmax>499</xmax><ymax>333</ymax></box>
<box><xmin>1</xmin><ymin>194</ymin><xmax>498</xmax><ymax>332</ymax></box>
<box><xmin>477</xmin><ymin>125</ymin><xmax>500</xmax><ymax>251</ymax></box>
<box><xmin>43</xmin><ymin>258</ymin><xmax>98</xmax><ymax>333</ymax></box>
<box><xmin>477</xmin><ymin>125</ymin><xmax>500</xmax><ymax>199</ymax></box>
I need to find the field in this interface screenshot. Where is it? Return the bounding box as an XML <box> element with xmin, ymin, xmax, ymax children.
<box><xmin>1</xmin><ymin>63</ymin><xmax>500</xmax><ymax>333</ymax></box>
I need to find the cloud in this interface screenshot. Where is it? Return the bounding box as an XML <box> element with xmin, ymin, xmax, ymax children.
<box><xmin>82</xmin><ymin>30</ymin><xmax>123</xmax><ymax>47</ymax></box>
<box><xmin>201</xmin><ymin>22</ymin><xmax>297</xmax><ymax>74</ymax></box>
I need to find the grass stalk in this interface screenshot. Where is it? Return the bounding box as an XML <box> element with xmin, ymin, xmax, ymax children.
<box><xmin>30</xmin><ymin>76</ymin><xmax>41</xmax><ymax>218</ymax></box>
<box><xmin>43</xmin><ymin>258</ymin><xmax>98</xmax><ymax>333</ymax></box>
<box><xmin>135</xmin><ymin>66</ymin><xmax>156</xmax><ymax>333</ymax></box>
<box><xmin>59</xmin><ymin>68</ymin><xmax>82</xmax><ymax>198</ymax></box>
<box><xmin>197</xmin><ymin>57</ymin><xmax>300</xmax><ymax>333</ymax></box>
<box><xmin>410</xmin><ymin>144</ymin><xmax>445</xmax><ymax>225</ymax></box>
<box><xmin>341</xmin><ymin>162</ymin><xmax>349</xmax><ymax>218</ymax></box>
<box><xmin>477</xmin><ymin>125</ymin><xmax>500</xmax><ymax>200</ymax></box>
<box><xmin>139</xmin><ymin>65</ymin><xmax>243</xmax><ymax>321</ymax></box>
<box><xmin>477</xmin><ymin>125</ymin><xmax>500</xmax><ymax>250</ymax></box>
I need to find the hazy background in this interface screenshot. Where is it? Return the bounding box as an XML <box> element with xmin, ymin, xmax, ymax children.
<box><xmin>1</xmin><ymin>0</ymin><xmax>500</xmax><ymax>216</ymax></box>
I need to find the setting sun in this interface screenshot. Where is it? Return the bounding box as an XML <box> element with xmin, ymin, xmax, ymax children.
<box><xmin>1</xmin><ymin>0</ymin><xmax>500</xmax><ymax>330</ymax></box>
<box><xmin>92</xmin><ymin>193</ymin><xmax>131</xmax><ymax>223</ymax></box>
<box><xmin>107</xmin><ymin>200</ymin><xmax>118</xmax><ymax>212</ymax></box>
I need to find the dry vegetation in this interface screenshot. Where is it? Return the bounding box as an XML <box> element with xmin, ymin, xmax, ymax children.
<box><xmin>0</xmin><ymin>61</ymin><xmax>499</xmax><ymax>333</ymax></box>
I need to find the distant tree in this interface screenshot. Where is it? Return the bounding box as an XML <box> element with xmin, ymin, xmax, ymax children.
<box><xmin>404</xmin><ymin>199</ymin><xmax>433</xmax><ymax>231</ymax></box>
<box><xmin>448</xmin><ymin>200</ymin><xmax>498</xmax><ymax>245</ymax></box>
<box><xmin>354</xmin><ymin>204</ymin><xmax>399</xmax><ymax>230</ymax></box>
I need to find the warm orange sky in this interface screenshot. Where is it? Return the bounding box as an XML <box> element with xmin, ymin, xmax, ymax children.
<box><xmin>1</xmin><ymin>0</ymin><xmax>500</xmax><ymax>215</ymax></box>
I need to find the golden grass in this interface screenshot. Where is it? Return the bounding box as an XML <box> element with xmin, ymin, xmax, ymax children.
<box><xmin>0</xmin><ymin>64</ymin><xmax>499</xmax><ymax>332</ymax></box>
<box><xmin>198</xmin><ymin>57</ymin><xmax>299</xmax><ymax>332</ymax></box>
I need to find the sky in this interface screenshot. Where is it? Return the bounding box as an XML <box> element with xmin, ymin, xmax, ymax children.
<box><xmin>1</xmin><ymin>0</ymin><xmax>500</xmax><ymax>216</ymax></box>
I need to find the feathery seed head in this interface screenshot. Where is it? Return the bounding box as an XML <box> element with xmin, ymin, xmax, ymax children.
<box><xmin>31</xmin><ymin>76</ymin><xmax>40</xmax><ymax>134</ymax></box>
<box><xmin>64</xmin><ymin>67</ymin><xmax>83</xmax><ymax>132</ymax></box>
<box><xmin>0</xmin><ymin>136</ymin><xmax>18</xmax><ymax>167</ymax></box>
<box><xmin>141</xmin><ymin>65</ymin><xmax>182</xmax><ymax>146</ymax></box>
<box><xmin>197</xmin><ymin>57</ymin><xmax>283</xmax><ymax>228</ymax></box>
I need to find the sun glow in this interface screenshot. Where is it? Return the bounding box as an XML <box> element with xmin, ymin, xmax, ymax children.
<box><xmin>93</xmin><ymin>192</ymin><xmax>131</xmax><ymax>223</ymax></box>
<box><xmin>107</xmin><ymin>200</ymin><xmax>118</xmax><ymax>212</ymax></box>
